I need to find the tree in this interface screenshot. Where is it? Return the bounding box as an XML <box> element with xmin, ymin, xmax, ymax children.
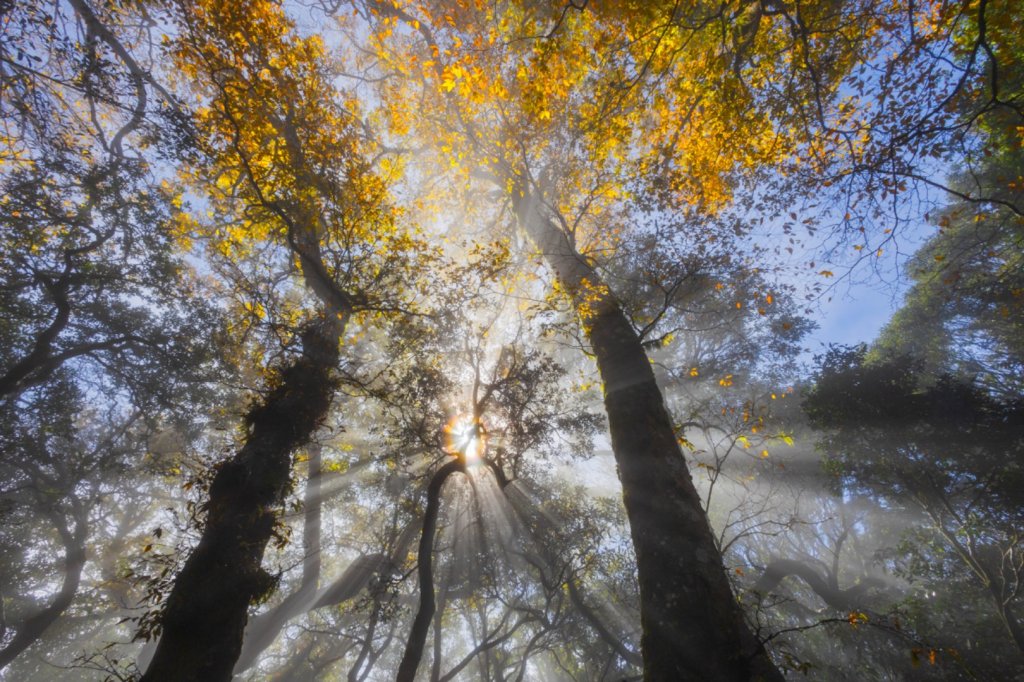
<box><xmin>1</xmin><ymin>0</ymin><xmax>1020</xmax><ymax>678</ymax></box>
<box><xmin>136</xmin><ymin>1</ymin><xmax>426</xmax><ymax>678</ymax></box>
<box><xmin>805</xmin><ymin>345</ymin><xmax>1024</xmax><ymax>664</ymax></box>
<box><xmin>327</xmin><ymin>0</ymin><xmax>954</xmax><ymax>676</ymax></box>
<box><xmin>1</xmin><ymin>1</ymin><xmax>226</xmax><ymax>673</ymax></box>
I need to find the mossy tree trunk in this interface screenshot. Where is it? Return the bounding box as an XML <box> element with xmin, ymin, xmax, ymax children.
<box><xmin>140</xmin><ymin>317</ymin><xmax>344</xmax><ymax>682</ymax></box>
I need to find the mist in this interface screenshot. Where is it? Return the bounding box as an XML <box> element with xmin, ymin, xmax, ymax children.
<box><xmin>2</xmin><ymin>0</ymin><xmax>1022</xmax><ymax>680</ymax></box>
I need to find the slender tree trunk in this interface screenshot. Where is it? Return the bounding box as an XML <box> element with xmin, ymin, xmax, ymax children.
<box><xmin>511</xmin><ymin>184</ymin><xmax>781</xmax><ymax>681</ymax></box>
<box><xmin>990</xmin><ymin>584</ymin><xmax>1024</xmax><ymax>652</ymax></box>
<box><xmin>1001</xmin><ymin>608</ymin><xmax>1024</xmax><ymax>653</ymax></box>
<box><xmin>566</xmin><ymin>578</ymin><xmax>643</xmax><ymax>667</ymax></box>
<box><xmin>429</xmin><ymin>583</ymin><xmax>448</xmax><ymax>682</ymax></box>
<box><xmin>349</xmin><ymin>598</ymin><xmax>381</xmax><ymax>682</ymax></box>
<box><xmin>396</xmin><ymin>459</ymin><xmax>465</xmax><ymax>682</ymax></box>
<box><xmin>0</xmin><ymin>277</ymin><xmax>72</xmax><ymax>399</ymax></box>
<box><xmin>931</xmin><ymin>514</ymin><xmax>1024</xmax><ymax>654</ymax></box>
<box><xmin>234</xmin><ymin>527</ymin><xmax>419</xmax><ymax>673</ymax></box>
<box><xmin>510</xmin><ymin>483</ymin><xmax>642</xmax><ymax>666</ymax></box>
<box><xmin>140</xmin><ymin>316</ymin><xmax>343</xmax><ymax>682</ymax></box>
<box><xmin>0</xmin><ymin>507</ymin><xmax>87</xmax><ymax>670</ymax></box>
<box><xmin>303</xmin><ymin>442</ymin><xmax>323</xmax><ymax>588</ymax></box>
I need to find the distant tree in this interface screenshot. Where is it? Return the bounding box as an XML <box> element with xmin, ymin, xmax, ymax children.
<box><xmin>805</xmin><ymin>345</ymin><xmax>1024</xmax><ymax>662</ymax></box>
<box><xmin>0</xmin><ymin>2</ymin><xmax>226</xmax><ymax>673</ymax></box>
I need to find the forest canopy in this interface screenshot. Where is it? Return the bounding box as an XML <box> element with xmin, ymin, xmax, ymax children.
<box><xmin>0</xmin><ymin>0</ymin><xmax>1021</xmax><ymax>680</ymax></box>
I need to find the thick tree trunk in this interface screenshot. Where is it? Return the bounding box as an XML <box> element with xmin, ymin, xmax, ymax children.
<box><xmin>511</xmin><ymin>184</ymin><xmax>781</xmax><ymax>681</ymax></box>
<box><xmin>140</xmin><ymin>317</ymin><xmax>343</xmax><ymax>682</ymax></box>
<box><xmin>230</xmin><ymin>443</ymin><xmax>327</xmax><ymax>674</ymax></box>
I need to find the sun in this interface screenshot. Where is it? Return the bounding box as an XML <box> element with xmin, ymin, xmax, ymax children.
<box><xmin>444</xmin><ymin>414</ymin><xmax>486</xmax><ymax>464</ymax></box>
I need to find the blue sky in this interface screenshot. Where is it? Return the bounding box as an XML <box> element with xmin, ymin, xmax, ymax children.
<box><xmin>805</xmin><ymin>283</ymin><xmax>905</xmax><ymax>358</ymax></box>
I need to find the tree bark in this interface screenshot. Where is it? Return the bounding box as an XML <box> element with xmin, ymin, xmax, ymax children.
<box><xmin>511</xmin><ymin>183</ymin><xmax>781</xmax><ymax>681</ymax></box>
<box><xmin>140</xmin><ymin>316</ymin><xmax>343</xmax><ymax>682</ymax></box>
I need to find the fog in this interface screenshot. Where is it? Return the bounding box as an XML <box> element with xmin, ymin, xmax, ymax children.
<box><xmin>2</xmin><ymin>0</ymin><xmax>1022</xmax><ymax>680</ymax></box>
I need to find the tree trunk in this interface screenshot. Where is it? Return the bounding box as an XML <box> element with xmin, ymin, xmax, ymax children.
<box><xmin>396</xmin><ymin>458</ymin><xmax>465</xmax><ymax>682</ymax></box>
<box><xmin>140</xmin><ymin>316</ymin><xmax>343</xmax><ymax>682</ymax></box>
<box><xmin>1000</xmin><ymin>607</ymin><xmax>1024</xmax><ymax>654</ymax></box>
<box><xmin>0</xmin><ymin>276</ymin><xmax>72</xmax><ymax>399</ymax></box>
<box><xmin>990</xmin><ymin>584</ymin><xmax>1024</xmax><ymax>653</ymax></box>
<box><xmin>302</xmin><ymin>442</ymin><xmax>323</xmax><ymax>588</ymax></box>
<box><xmin>511</xmin><ymin>183</ymin><xmax>781</xmax><ymax>681</ymax></box>
<box><xmin>230</xmin><ymin>442</ymin><xmax>328</xmax><ymax>674</ymax></box>
<box><xmin>233</xmin><ymin>526</ymin><xmax>419</xmax><ymax>673</ymax></box>
<box><xmin>0</xmin><ymin>506</ymin><xmax>87</xmax><ymax>670</ymax></box>
<box><xmin>509</xmin><ymin>482</ymin><xmax>642</xmax><ymax>666</ymax></box>
<box><xmin>348</xmin><ymin>597</ymin><xmax>381</xmax><ymax>682</ymax></box>
<box><xmin>429</xmin><ymin>583</ymin><xmax>448</xmax><ymax>682</ymax></box>
<box><xmin>752</xmin><ymin>559</ymin><xmax>882</xmax><ymax>612</ymax></box>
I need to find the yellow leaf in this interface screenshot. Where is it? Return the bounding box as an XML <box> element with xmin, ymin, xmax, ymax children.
<box><xmin>848</xmin><ymin>611</ymin><xmax>868</xmax><ymax>627</ymax></box>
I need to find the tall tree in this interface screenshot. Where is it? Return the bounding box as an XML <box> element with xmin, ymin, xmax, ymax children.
<box><xmin>138</xmin><ymin>1</ymin><xmax>426</xmax><ymax>678</ymax></box>
<box><xmin>328</xmin><ymin>0</ymin><xmax>940</xmax><ymax>676</ymax></box>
